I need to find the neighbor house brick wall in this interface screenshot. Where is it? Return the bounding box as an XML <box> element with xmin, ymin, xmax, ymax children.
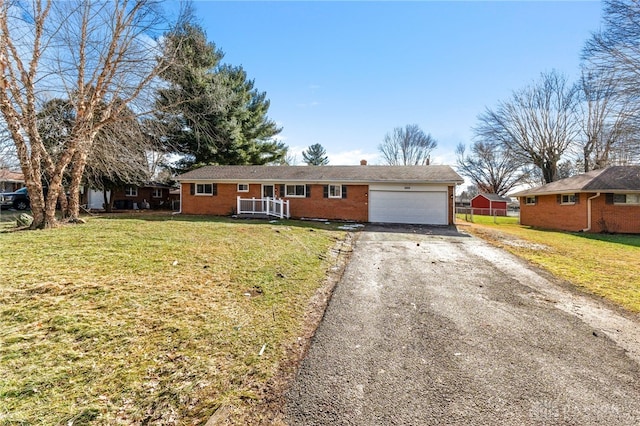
<box><xmin>519</xmin><ymin>194</ymin><xmax>589</xmax><ymax>232</ymax></box>
<box><xmin>589</xmin><ymin>195</ymin><xmax>640</xmax><ymax>233</ymax></box>
<box><xmin>111</xmin><ymin>186</ymin><xmax>177</xmax><ymax>210</ymax></box>
<box><xmin>520</xmin><ymin>192</ymin><xmax>640</xmax><ymax>233</ymax></box>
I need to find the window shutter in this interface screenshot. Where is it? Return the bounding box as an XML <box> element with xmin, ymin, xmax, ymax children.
<box><xmin>306</xmin><ymin>185</ymin><xmax>311</xmax><ymax>198</ymax></box>
<box><xmin>190</xmin><ymin>183</ymin><xmax>195</xmax><ymax>195</ymax></box>
<box><xmin>323</xmin><ymin>185</ymin><xmax>329</xmax><ymax>198</ymax></box>
<box><xmin>605</xmin><ymin>193</ymin><xmax>614</xmax><ymax>204</ymax></box>
<box><xmin>556</xmin><ymin>194</ymin><xmax>561</xmax><ymax>204</ymax></box>
<box><xmin>342</xmin><ymin>185</ymin><xmax>347</xmax><ymax>199</ymax></box>
<box><xmin>574</xmin><ymin>193</ymin><xmax>580</xmax><ymax>204</ymax></box>
<box><xmin>534</xmin><ymin>196</ymin><xmax>538</xmax><ymax>205</ymax></box>
<box><xmin>279</xmin><ymin>184</ymin><xmax>285</xmax><ymax>196</ymax></box>
<box><xmin>212</xmin><ymin>184</ymin><xmax>218</xmax><ymax>196</ymax></box>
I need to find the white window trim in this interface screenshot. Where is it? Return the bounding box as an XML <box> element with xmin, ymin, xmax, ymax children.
<box><xmin>237</xmin><ymin>183</ymin><xmax>249</xmax><ymax>193</ymax></box>
<box><xmin>152</xmin><ymin>188</ymin><xmax>162</xmax><ymax>198</ymax></box>
<box><xmin>614</xmin><ymin>193</ymin><xmax>640</xmax><ymax>205</ymax></box>
<box><xmin>525</xmin><ymin>196</ymin><xmax>536</xmax><ymax>205</ymax></box>
<box><xmin>285</xmin><ymin>184</ymin><xmax>306</xmax><ymax>198</ymax></box>
<box><xmin>561</xmin><ymin>193</ymin><xmax>576</xmax><ymax>205</ymax></box>
<box><xmin>328</xmin><ymin>184</ymin><xmax>342</xmax><ymax>198</ymax></box>
<box><xmin>195</xmin><ymin>183</ymin><xmax>214</xmax><ymax>196</ymax></box>
<box><xmin>125</xmin><ymin>186</ymin><xmax>138</xmax><ymax>197</ymax></box>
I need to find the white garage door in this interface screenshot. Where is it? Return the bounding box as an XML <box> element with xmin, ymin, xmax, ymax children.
<box><xmin>369</xmin><ymin>190</ymin><xmax>448</xmax><ymax>225</ymax></box>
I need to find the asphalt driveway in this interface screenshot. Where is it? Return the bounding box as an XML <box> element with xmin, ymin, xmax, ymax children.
<box><xmin>285</xmin><ymin>225</ymin><xmax>640</xmax><ymax>425</ymax></box>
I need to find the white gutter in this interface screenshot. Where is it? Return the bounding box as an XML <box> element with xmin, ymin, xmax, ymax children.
<box><xmin>582</xmin><ymin>192</ymin><xmax>601</xmax><ymax>232</ymax></box>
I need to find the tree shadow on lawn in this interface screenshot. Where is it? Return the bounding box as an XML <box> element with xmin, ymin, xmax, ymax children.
<box><xmin>93</xmin><ymin>211</ymin><xmax>365</xmax><ymax>232</ymax></box>
<box><xmin>93</xmin><ymin>212</ymin><xmax>471</xmax><ymax>237</ymax></box>
<box><xmin>569</xmin><ymin>231</ymin><xmax>640</xmax><ymax>248</ymax></box>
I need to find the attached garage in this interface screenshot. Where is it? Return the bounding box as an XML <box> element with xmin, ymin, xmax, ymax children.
<box><xmin>178</xmin><ymin>164</ymin><xmax>463</xmax><ymax>225</ymax></box>
<box><xmin>369</xmin><ymin>185</ymin><xmax>449</xmax><ymax>225</ymax></box>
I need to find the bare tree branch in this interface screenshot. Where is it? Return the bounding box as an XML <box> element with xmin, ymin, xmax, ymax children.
<box><xmin>378</xmin><ymin>124</ymin><xmax>437</xmax><ymax>166</ymax></box>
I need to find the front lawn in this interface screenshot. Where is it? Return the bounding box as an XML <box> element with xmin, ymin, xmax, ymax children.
<box><xmin>460</xmin><ymin>220</ymin><xmax>640</xmax><ymax>313</ymax></box>
<box><xmin>0</xmin><ymin>215</ymin><xmax>349</xmax><ymax>424</ymax></box>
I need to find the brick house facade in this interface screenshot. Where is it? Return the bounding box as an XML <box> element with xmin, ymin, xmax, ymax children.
<box><xmin>514</xmin><ymin>166</ymin><xmax>640</xmax><ymax>233</ymax></box>
<box><xmin>178</xmin><ymin>164</ymin><xmax>463</xmax><ymax>225</ymax></box>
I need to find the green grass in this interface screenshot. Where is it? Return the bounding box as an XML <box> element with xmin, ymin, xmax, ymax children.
<box><xmin>456</xmin><ymin>212</ymin><xmax>520</xmax><ymax>225</ymax></box>
<box><xmin>0</xmin><ymin>214</ymin><xmax>349</xmax><ymax>424</ymax></box>
<box><xmin>462</xmin><ymin>221</ymin><xmax>640</xmax><ymax>313</ymax></box>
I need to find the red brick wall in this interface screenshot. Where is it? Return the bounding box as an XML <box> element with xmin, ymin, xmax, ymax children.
<box><xmin>590</xmin><ymin>195</ymin><xmax>640</xmax><ymax>233</ymax></box>
<box><xmin>448</xmin><ymin>186</ymin><xmax>455</xmax><ymax>225</ymax></box>
<box><xmin>181</xmin><ymin>183</ymin><xmax>369</xmax><ymax>221</ymax></box>
<box><xmin>520</xmin><ymin>193</ymin><xmax>640</xmax><ymax>233</ymax></box>
<box><xmin>111</xmin><ymin>186</ymin><xmax>177</xmax><ymax>209</ymax></box>
<box><xmin>282</xmin><ymin>184</ymin><xmax>369</xmax><ymax>221</ymax></box>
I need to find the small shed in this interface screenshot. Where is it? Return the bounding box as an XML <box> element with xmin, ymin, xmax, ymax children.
<box><xmin>471</xmin><ymin>193</ymin><xmax>510</xmax><ymax>216</ymax></box>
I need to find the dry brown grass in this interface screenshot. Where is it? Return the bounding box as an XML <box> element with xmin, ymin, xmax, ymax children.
<box><xmin>0</xmin><ymin>214</ymin><xmax>351</xmax><ymax>424</ymax></box>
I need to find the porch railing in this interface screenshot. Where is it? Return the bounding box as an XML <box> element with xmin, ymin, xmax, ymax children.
<box><xmin>237</xmin><ymin>196</ymin><xmax>290</xmax><ymax>219</ymax></box>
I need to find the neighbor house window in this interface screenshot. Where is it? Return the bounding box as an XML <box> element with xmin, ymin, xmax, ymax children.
<box><xmin>237</xmin><ymin>183</ymin><xmax>249</xmax><ymax>192</ymax></box>
<box><xmin>613</xmin><ymin>193</ymin><xmax>640</xmax><ymax>204</ymax></box>
<box><xmin>285</xmin><ymin>184</ymin><xmax>306</xmax><ymax>197</ymax></box>
<box><xmin>196</xmin><ymin>183</ymin><xmax>215</xmax><ymax>195</ymax></box>
<box><xmin>525</xmin><ymin>196</ymin><xmax>536</xmax><ymax>205</ymax></box>
<box><xmin>561</xmin><ymin>194</ymin><xmax>576</xmax><ymax>205</ymax></box>
<box><xmin>125</xmin><ymin>186</ymin><xmax>138</xmax><ymax>197</ymax></box>
<box><xmin>152</xmin><ymin>188</ymin><xmax>162</xmax><ymax>198</ymax></box>
<box><xmin>328</xmin><ymin>184</ymin><xmax>342</xmax><ymax>198</ymax></box>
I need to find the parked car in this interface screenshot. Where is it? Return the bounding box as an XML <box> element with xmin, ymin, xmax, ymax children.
<box><xmin>0</xmin><ymin>187</ymin><xmax>30</xmax><ymax>210</ymax></box>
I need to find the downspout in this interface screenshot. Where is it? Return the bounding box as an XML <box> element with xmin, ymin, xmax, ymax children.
<box><xmin>172</xmin><ymin>183</ymin><xmax>183</xmax><ymax>215</ymax></box>
<box><xmin>582</xmin><ymin>192</ymin><xmax>600</xmax><ymax>232</ymax></box>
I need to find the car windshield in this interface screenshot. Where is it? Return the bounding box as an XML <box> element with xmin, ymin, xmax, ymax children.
<box><xmin>16</xmin><ymin>187</ymin><xmax>27</xmax><ymax>194</ymax></box>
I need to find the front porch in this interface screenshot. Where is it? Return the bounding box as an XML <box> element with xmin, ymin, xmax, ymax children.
<box><xmin>237</xmin><ymin>197</ymin><xmax>290</xmax><ymax>219</ymax></box>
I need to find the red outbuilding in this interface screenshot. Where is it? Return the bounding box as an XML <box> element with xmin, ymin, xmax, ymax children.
<box><xmin>470</xmin><ymin>193</ymin><xmax>510</xmax><ymax>216</ymax></box>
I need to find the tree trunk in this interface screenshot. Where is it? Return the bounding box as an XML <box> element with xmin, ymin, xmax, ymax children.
<box><xmin>103</xmin><ymin>189</ymin><xmax>114</xmax><ymax>213</ymax></box>
<box><xmin>67</xmin><ymin>148</ymin><xmax>90</xmax><ymax>221</ymax></box>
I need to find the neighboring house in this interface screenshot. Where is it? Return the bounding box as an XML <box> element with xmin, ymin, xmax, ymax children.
<box><xmin>177</xmin><ymin>163</ymin><xmax>464</xmax><ymax>225</ymax></box>
<box><xmin>470</xmin><ymin>193</ymin><xmax>510</xmax><ymax>216</ymax></box>
<box><xmin>0</xmin><ymin>169</ymin><xmax>24</xmax><ymax>193</ymax></box>
<box><xmin>107</xmin><ymin>182</ymin><xmax>179</xmax><ymax>210</ymax></box>
<box><xmin>512</xmin><ymin>166</ymin><xmax>640</xmax><ymax>233</ymax></box>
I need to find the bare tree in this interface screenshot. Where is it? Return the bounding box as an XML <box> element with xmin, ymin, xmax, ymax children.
<box><xmin>378</xmin><ymin>124</ymin><xmax>437</xmax><ymax>165</ymax></box>
<box><xmin>474</xmin><ymin>71</ymin><xmax>580</xmax><ymax>184</ymax></box>
<box><xmin>576</xmin><ymin>69</ymin><xmax>638</xmax><ymax>171</ymax></box>
<box><xmin>0</xmin><ymin>0</ymin><xmax>181</xmax><ymax>228</ymax></box>
<box><xmin>581</xmin><ymin>1</ymin><xmax>640</xmax><ymax>167</ymax></box>
<box><xmin>584</xmin><ymin>0</ymin><xmax>640</xmax><ymax>101</ymax></box>
<box><xmin>455</xmin><ymin>141</ymin><xmax>530</xmax><ymax>196</ymax></box>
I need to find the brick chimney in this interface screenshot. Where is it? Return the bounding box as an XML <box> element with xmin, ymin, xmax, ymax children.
<box><xmin>360</xmin><ymin>159</ymin><xmax>367</xmax><ymax>166</ymax></box>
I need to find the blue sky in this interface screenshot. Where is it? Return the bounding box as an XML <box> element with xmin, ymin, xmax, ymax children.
<box><xmin>193</xmin><ymin>1</ymin><xmax>603</xmax><ymax>167</ymax></box>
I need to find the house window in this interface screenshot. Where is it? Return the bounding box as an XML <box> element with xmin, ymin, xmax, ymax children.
<box><xmin>196</xmin><ymin>183</ymin><xmax>214</xmax><ymax>195</ymax></box>
<box><xmin>613</xmin><ymin>193</ymin><xmax>640</xmax><ymax>204</ymax></box>
<box><xmin>525</xmin><ymin>196</ymin><xmax>536</xmax><ymax>205</ymax></box>
<box><xmin>125</xmin><ymin>186</ymin><xmax>138</xmax><ymax>197</ymax></box>
<box><xmin>237</xmin><ymin>183</ymin><xmax>249</xmax><ymax>192</ymax></box>
<box><xmin>328</xmin><ymin>184</ymin><xmax>342</xmax><ymax>198</ymax></box>
<box><xmin>285</xmin><ymin>184</ymin><xmax>306</xmax><ymax>197</ymax></box>
<box><xmin>561</xmin><ymin>194</ymin><xmax>576</xmax><ymax>205</ymax></box>
<box><xmin>152</xmin><ymin>188</ymin><xmax>162</xmax><ymax>198</ymax></box>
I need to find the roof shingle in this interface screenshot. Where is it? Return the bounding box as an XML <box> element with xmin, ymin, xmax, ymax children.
<box><xmin>178</xmin><ymin>165</ymin><xmax>463</xmax><ymax>184</ymax></box>
<box><xmin>512</xmin><ymin>166</ymin><xmax>640</xmax><ymax>196</ymax></box>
